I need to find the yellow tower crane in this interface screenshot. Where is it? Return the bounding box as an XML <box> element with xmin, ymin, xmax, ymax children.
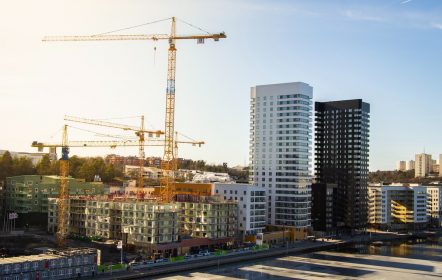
<box><xmin>43</xmin><ymin>17</ymin><xmax>226</xmax><ymax>201</ymax></box>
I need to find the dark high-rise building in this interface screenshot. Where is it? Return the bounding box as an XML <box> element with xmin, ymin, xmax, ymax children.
<box><xmin>313</xmin><ymin>99</ymin><xmax>370</xmax><ymax>231</ymax></box>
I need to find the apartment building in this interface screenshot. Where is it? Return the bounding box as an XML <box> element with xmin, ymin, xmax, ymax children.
<box><xmin>314</xmin><ymin>99</ymin><xmax>370</xmax><ymax>231</ymax></box>
<box><xmin>5</xmin><ymin>175</ymin><xmax>105</xmax><ymax>226</ymax></box>
<box><xmin>48</xmin><ymin>196</ymin><xmax>237</xmax><ymax>257</ymax></box>
<box><xmin>0</xmin><ymin>248</ymin><xmax>98</xmax><ymax>280</ymax></box>
<box><xmin>368</xmin><ymin>184</ymin><xmax>428</xmax><ymax>230</ymax></box>
<box><xmin>406</xmin><ymin>160</ymin><xmax>415</xmax><ymax>171</ymax></box>
<box><xmin>396</xmin><ymin>161</ymin><xmax>406</xmax><ymax>171</ymax></box>
<box><xmin>426</xmin><ymin>186</ymin><xmax>442</xmax><ymax>227</ymax></box>
<box><xmin>415</xmin><ymin>153</ymin><xmax>432</xmax><ymax>177</ymax></box>
<box><xmin>213</xmin><ymin>183</ymin><xmax>266</xmax><ymax>236</ymax></box>
<box><xmin>249</xmin><ymin>82</ymin><xmax>313</xmax><ymax>229</ymax></box>
<box><xmin>440</xmin><ymin>155</ymin><xmax>442</xmax><ymax>177</ymax></box>
<box><xmin>177</xmin><ymin>196</ymin><xmax>237</xmax><ymax>239</ymax></box>
<box><xmin>124</xmin><ymin>165</ymin><xmax>164</xmax><ymax>179</ymax></box>
<box><xmin>311</xmin><ymin>183</ymin><xmax>338</xmax><ymax>233</ymax></box>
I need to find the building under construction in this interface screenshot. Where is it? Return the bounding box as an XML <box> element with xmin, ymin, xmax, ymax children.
<box><xmin>3</xmin><ymin>175</ymin><xmax>105</xmax><ymax>226</ymax></box>
<box><xmin>48</xmin><ymin>194</ymin><xmax>237</xmax><ymax>257</ymax></box>
<box><xmin>0</xmin><ymin>248</ymin><xmax>98</xmax><ymax>279</ymax></box>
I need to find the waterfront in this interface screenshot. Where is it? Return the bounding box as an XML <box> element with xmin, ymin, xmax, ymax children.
<box><xmin>153</xmin><ymin>238</ymin><xmax>442</xmax><ymax>280</ymax></box>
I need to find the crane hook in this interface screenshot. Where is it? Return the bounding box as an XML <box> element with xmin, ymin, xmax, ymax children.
<box><xmin>153</xmin><ymin>46</ymin><xmax>157</xmax><ymax>66</ymax></box>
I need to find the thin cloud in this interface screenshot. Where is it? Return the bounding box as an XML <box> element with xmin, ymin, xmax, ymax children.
<box><xmin>343</xmin><ymin>10</ymin><xmax>386</xmax><ymax>22</ymax></box>
<box><xmin>432</xmin><ymin>23</ymin><xmax>442</xmax><ymax>30</ymax></box>
<box><xmin>401</xmin><ymin>0</ymin><xmax>413</xmax><ymax>4</ymax></box>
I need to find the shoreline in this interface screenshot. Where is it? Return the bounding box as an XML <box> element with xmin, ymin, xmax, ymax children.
<box><xmin>92</xmin><ymin>231</ymin><xmax>440</xmax><ymax>280</ymax></box>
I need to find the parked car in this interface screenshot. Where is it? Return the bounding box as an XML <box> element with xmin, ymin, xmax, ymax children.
<box><xmin>155</xmin><ymin>258</ymin><xmax>169</xmax><ymax>263</ymax></box>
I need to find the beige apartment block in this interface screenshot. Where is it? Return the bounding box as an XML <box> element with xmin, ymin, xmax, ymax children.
<box><xmin>396</xmin><ymin>161</ymin><xmax>406</xmax><ymax>171</ymax></box>
<box><xmin>415</xmin><ymin>154</ymin><xmax>432</xmax><ymax>178</ymax></box>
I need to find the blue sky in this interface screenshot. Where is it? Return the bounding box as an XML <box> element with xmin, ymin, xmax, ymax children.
<box><xmin>0</xmin><ymin>0</ymin><xmax>441</xmax><ymax>171</ymax></box>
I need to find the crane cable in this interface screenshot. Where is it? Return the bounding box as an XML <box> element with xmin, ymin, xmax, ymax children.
<box><xmin>93</xmin><ymin>17</ymin><xmax>172</xmax><ymax>36</ymax></box>
<box><xmin>176</xmin><ymin>18</ymin><xmax>211</xmax><ymax>35</ymax></box>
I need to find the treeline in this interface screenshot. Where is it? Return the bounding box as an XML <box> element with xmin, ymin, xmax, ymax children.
<box><xmin>369</xmin><ymin>170</ymin><xmax>442</xmax><ymax>184</ymax></box>
<box><xmin>0</xmin><ymin>151</ymin><xmax>123</xmax><ymax>183</ymax></box>
<box><xmin>0</xmin><ymin>152</ymin><xmax>35</xmax><ymax>181</ymax></box>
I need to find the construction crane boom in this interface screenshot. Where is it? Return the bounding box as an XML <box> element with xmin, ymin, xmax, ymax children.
<box><xmin>44</xmin><ymin>16</ymin><xmax>225</xmax><ymax>202</ymax></box>
<box><xmin>43</xmin><ymin>33</ymin><xmax>226</xmax><ymax>42</ymax></box>
<box><xmin>32</xmin><ymin>139</ymin><xmax>203</xmax><ymax>149</ymax></box>
<box><xmin>64</xmin><ymin>115</ymin><xmax>163</xmax><ymax>137</ymax></box>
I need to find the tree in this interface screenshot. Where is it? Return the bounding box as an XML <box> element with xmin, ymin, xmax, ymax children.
<box><xmin>12</xmin><ymin>157</ymin><xmax>35</xmax><ymax>176</ymax></box>
<box><xmin>0</xmin><ymin>151</ymin><xmax>13</xmax><ymax>180</ymax></box>
<box><xmin>36</xmin><ymin>154</ymin><xmax>53</xmax><ymax>175</ymax></box>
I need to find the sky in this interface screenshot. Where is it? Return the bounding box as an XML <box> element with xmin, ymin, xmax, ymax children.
<box><xmin>1</xmin><ymin>0</ymin><xmax>441</xmax><ymax>171</ymax></box>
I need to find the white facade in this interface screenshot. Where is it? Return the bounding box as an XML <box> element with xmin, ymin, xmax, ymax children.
<box><xmin>124</xmin><ymin>165</ymin><xmax>163</xmax><ymax>179</ymax></box>
<box><xmin>415</xmin><ymin>153</ymin><xmax>432</xmax><ymax>178</ymax></box>
<box><xmin>192</xmin><ymin>172</ymin><xmax>232</xmax><ymax>183</ymax></box>
<box><xmin>213</xmin><ymin>183</ymin><xmax>266</xmax><ymax>235</ymax></box>
<box><xmin>369</xmin><ymin>184</ymin><xmax>429</xmax><ymax>229</ymax></box>
<box><xmin>427</xmin><ymin>186</ymin><xmax>442</xmax><ymax>226</ymax></box>
<box><xmin>249</xmin><ymin>82</ymin><xmax>313</xmax><ymax>228</ymax></box>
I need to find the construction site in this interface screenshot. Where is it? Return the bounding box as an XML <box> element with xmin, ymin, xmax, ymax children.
<box><xmin>0</xmin><ymin>16</ymin><xmax>239</xmax><ymax>271</ymax></box>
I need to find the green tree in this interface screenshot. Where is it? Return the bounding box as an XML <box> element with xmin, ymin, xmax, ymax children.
<box><xmin>0</xmin><ymin>151</ymin><xmax>13</xmax><ymax>180</ymax></box>
<box><xmin>11</xmin><ymin>157</ymin><xmax>35</xmax><ymax>176</ymax></box>
<box><xmin>36</xmin><ymin>154</ymin><xmax>53</xmax><ymax>175</ymax></box>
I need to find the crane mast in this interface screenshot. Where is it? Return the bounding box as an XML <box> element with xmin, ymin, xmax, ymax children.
<box><xmin>161</xmin><ymin>17</ymin><xmax>177</xmax><ymax>202</ymax></box>
<box><xmin>57</xmin><ymin>125</ymin><xmax>69</xmax><ymax>247</ymax></box>
<box><xmin>137</xmin><ymin>116</ymin><xmax>145</xmax><ymax>197</ymax></box>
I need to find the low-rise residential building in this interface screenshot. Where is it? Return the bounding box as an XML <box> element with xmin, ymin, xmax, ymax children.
<box><xmin>5</xmin><ymin>175</ymin><xmax>105</xmax><ymax>226</ymax></box>
<box><xmin>105</xmin><ymin>154</ymin><xmax>140</xmax><ymax>166</ymax></box>
<box><xmin>124</xmin><ymin>165</ymin><xmax>164</xmax><ymax>179</ymax></box>
<box><xmin>48</xmin><ymin>195</ymin><xmax>238</xmax><ymax>258</ymax></box>
<box><xmin>0</xmin><ymin>248</ymin><xmax>98</xmax><ymax>280</ymax></box>
<box><xmin>213</xmin><ymin>183</ymin><xmax>266</xmax><ymax>237</ymax></box>
<box><xmin>192</xmin><ymin>172</ymin><xmax>232</xmax><ymax>183</ymax></box>
<box><xmin>369</xmin><ymin>184</ymin><xmax>428</xmax><ymax>231</ymax></box>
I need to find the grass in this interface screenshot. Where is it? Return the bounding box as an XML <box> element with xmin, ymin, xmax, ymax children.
<box><xmin>98</xmin><ymin>263</ymin><xmax>127</xmax><ymax>272</ymax></box>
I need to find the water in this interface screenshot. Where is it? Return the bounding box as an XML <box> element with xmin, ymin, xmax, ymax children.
<box><xmin>334</xmin><ymin>237</ymin><xmax>442</xmax><ymax>258</ymax></box>
<box><xmin>154</xmin><ymin>237</ymin><xmax>442</xmax><ymax>280</ymax></box>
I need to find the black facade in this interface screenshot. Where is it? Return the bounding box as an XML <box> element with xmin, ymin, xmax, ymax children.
<box><xmin>314</xmin><ymin>99</ymin><xmax>370</xmax><ymax>231</ymax></box>
<box><xmin>311</xmin><ymin>183</ymin><xmax>337</xmax><ymax>232</ymax></box>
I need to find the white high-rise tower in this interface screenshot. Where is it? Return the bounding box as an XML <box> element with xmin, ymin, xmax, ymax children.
<box><xmin>249</xmin><ymin>82</ymin><xmax>313</xmax><ymax>228</ymax></box>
